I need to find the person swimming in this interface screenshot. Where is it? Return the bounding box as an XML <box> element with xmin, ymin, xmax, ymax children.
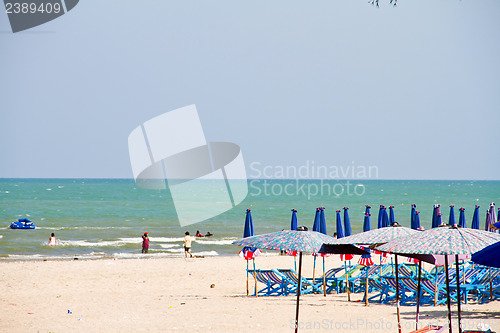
<box><xmin>48</xmin><ymin>233</ymin><xmax>57</xmax><ymax>246</ymax></box>
<box><xmin>195</xmin><ymin>230</ymin><xmax>204</xmax><ymax>237</ymax></box>
<box><xmin>205</xmin><ymin>232</ymin><xmax>213</xmax><ymax>237</ymax></box>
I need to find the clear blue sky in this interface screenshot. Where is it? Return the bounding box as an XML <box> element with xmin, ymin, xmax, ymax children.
<box><xmin>1</xmin><ymin>0</ymin><xmax>499</xmax><ymax>179</ymax></box>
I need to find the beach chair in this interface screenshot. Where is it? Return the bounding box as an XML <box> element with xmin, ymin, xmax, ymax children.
<box><xmin>408</xmin><ymin>325</ymin><xmax>445</xmax><ymax>333</ymax></box>
<box><xmin>330</xmin><ymin>264</ymin><xmax>365</xmax><ymax>294</ymax></box>
<box><xmin>247</xmin><ymin>269</ymin><xmax>292</xmax><ymax>296</ymax></box>
<box><xmin>278</xmin><ymin>269</ymin><xmax>324</xmax><ymax>294</ymax></box>
<box><xmin>419</xmin><ymin>275</ymin><xmax>458</xmax><ymax>306</ymax></box>
<box><xmin>308</xmin><ymin>267</ymin><xmax>345</xmax><ymax>294</ymax></box>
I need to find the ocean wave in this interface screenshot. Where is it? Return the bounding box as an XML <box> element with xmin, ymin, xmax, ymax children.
<box><xmin>58</xmin><ymin>239</ymin><xmax>140</xmax><ymax>247</ymax></box>
<box><xmin>194</xmin><ymin>237</ymin><xmax>238</xmax><ymax>245</ymax></box>
<box><xmin>148</xmin><ymin>237</ymin><xmax>184</xmax><ymax>243</ymax></box>
<box><xmin>158</xmin><ymin>244</ymin><xmax>178</xmax><ymax>249</ymax></box>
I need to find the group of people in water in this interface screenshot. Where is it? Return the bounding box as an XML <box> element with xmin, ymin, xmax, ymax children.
<box><xmin>141</xmin><ymin>230</ymin><xmax>214</xmax><ymax>257</ymax></box>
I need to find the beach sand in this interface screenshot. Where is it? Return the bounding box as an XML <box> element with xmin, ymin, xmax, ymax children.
<box><xmin>0</xmin><ymin>255</ymin><xmax>498</xmax><ymax>332</ymax></box>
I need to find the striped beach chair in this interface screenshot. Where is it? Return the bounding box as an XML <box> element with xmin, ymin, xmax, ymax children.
<box><xmin>247</xmin><ymin>269</ymin><xmax>292</xmax><ymax>296</ymax></box>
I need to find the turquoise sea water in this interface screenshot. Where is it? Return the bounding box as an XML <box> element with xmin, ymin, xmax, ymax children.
<box><xmin>0</xmin><ymin>179</ymin><xmax>499</xmax><ymax>260</ymax></box>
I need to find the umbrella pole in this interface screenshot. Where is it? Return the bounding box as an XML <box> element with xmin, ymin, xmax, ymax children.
<box><xmin>365</xmin><ymin>266</ymin><xmax>369</xmax><ymax>307</ymax></box>
<box><xmin>455</xmin><ymin>255</ymin><xmax>462</xmax><ymax>333</ymax></box>
<box><xmin>344</xmin><ymin>260</ymin><xmax>351</xmax><ymax>301</ymax></box>
<box><xmin>444</xmin><ymin>255</ymin><xmax>453</xmax><ymax>333</ymax></box>
<box><xmin>416</xmin><ymin>260</ymin><xmax>422</xmax><ymax>331</ymax></box>
<box><xmin>489</xmin><ymin>268</ymin><xmax>493</xmax><ymax>301</ymax></box>
<box><xmin>323</xmin><ymin>256</ymin><xmax>326</xmax><ymax>297</ymax></box>
<box><xmin>253</xmin><ymin>258</ymin><xmax>257</xmax><ymax>298</ymax></box>
<box><xmin>294</xmin><ymin>255</ymin><xmax>297</xmax><ymax>271</ymax></box>
<box><xmin>312</xmin><ymin>256</ymin><xmax>316</xmax><ymax>285</ymax></box>
<box><xmin>294</xmin><ymin>252</ymin><xmax>303</xmax><ymax>333</ymax></box>
<box><xmin>246</xmin><ymin>259</ymin><xmax>249</xmax><ymax>296</ymax></box>
<box><xmin>395</xmin><ymin>254</ymin><xmax>401</xmax><ymax>333</ymax></box>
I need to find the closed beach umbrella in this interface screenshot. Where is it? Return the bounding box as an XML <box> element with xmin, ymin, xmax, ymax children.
<box><xmin>437</xmin><ymin>213</ymin><xmax>442</xmax><ymax>227</ymax></box>
<box><xmin>491</xmin><ymin>203</ymin><xmax>497</xmax><ymax>224</ymax></box>
<box><xmin>471</xmin><ymin>205</ymin><xmax>480</xmax><ymax>230</ymax></box>
<box><xmin>363</xmin><ymin>212</ymin><xmax>371</xmax><ymax>232</ymax></box>
<box><xmin>377</xmin><ymin>205</ymin><xmax>384</xmax><ymax>229</ymax></box>
<box><xmin>365</xmin><ymin>205</ymin><xmax>371</xmax><ymax>216</ymax></box>
<box><xmin>432</xmin><ymin>205</ymin><xmax>437</xmax><ymax>229</ymax></box>
<box><xmin>359</xmin><ymin>213</ymin><xmax>374</xmax><ymax>266</ymax></box>
<box><xmin>343</xmin><ymin>207</ymin><xmax>352</xmax><ymax>237</ymax></box>
<box><xmin>382</xmin><ymin>207</ymin><xmax>390</xmax><ymax>228</ymax></box>
<box><xmin>377</xmin><ymin>226</ymin><xmax>500</xmax><ymax>333</ymax></box>
<box><xmin>312</xmin><ymin>207</ymin><xmax>321</xmax><ymax>233</ymax></box>
<box><xmin>414</xmin><ymin>211</ymin><xmax>421</xmax><ymax>230</ymax></box>
<box><xmin>241</xmin><ymin>209</ymin><xmax>258</xmax><ymax>260</ymax></box>
<box><xmin>485</xmin><ymin>210</ymin><xmax>492</xmax><ymax>231</ymax></box>
<box><xmin>489</xmin><ymin>203</ymin><xmax>497</xmax><ymax>233</ymax></box>
<box><xmin>233</xmin><ymin>230</ymin><xmax>367</xmax><ymax>333</ymax></box>
<box><xmin>291</xmin><ymin>209</ymin><xmax>298</xmax><ymax>231</ymax></box>
<box><xmin>411</xmin><ymin>204</ymin><xmax>416</xmax><ymax>230</ymax></box>
<box><xmin>449</xmin><ymin>205</ymin><xmax>456</xmax><ymax>226</ymax></box>
<box><xmin>319</xmin><ymin>207</ymin><xmax>327</xmax><ymax>235</ymax></box>
<box><xmin>389</xmin><ymin>206</ymin><xmax>396</xmax><ymax>225</ymax></box>
<box><xmin>240</xmin><ymin>209</ymin><xmax>259</xmax><ymax>296</ymax></box>
<box><xmin>336</xmin><ymin>210</ymin><xmax>345</xmax><ymax>239</ymax></box>
<box><xmin>458</xmin><ymin>208</ymin><xmax>466</xmax><ymax>228</ymax></box>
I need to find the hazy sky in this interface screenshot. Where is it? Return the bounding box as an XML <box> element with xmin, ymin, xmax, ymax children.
<box><xmin>1</xmin><ymin>0</ymin><xmax>499</xmax><ymax>179</ymax></box>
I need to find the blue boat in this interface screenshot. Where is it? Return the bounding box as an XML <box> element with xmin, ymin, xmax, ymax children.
<box><xmin>10</xmin><ymin>218</ymin><xmax>36</xmax><ymax>229</ymax></box>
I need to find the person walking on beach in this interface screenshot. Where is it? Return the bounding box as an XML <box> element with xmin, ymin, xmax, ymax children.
<box><xmin>142</xmin><ymin>232</ymin><xmax>149</xmax><ymax>254</ymax></box>
<box><xmin>183</xmin><ymin>232</ymin><xmax>193</xmax><ymax>258</ymax></box>
<box><xmin>48</xmin><ymin>233</ymin><xmax>57</xmax><ymax>246</ymax></box>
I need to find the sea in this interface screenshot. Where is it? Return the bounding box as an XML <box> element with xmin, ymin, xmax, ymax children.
<box><xmin>0</xmin><ymin>179</ymin><xmax>499</xmax><ymax>261</ymax></box>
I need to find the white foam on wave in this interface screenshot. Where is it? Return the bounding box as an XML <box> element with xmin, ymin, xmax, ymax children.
<box><xmin>58</xmin><ymin>238</ymin><xmax>141</xmax><ymax>247</ymax></box>
<box><xmin>194</xmin><ymin>237</ymin><xmax>238</xmax><ymax>245</ymax></box>
<box><xmin>158</xmin><ymin>244</ymin><xmax>178</xmax><ymax>249</ymax></box>
<box><xmin>149</xmin><ymin>237</ymin><xmax>184</xmax><ymax>243</ymax></box>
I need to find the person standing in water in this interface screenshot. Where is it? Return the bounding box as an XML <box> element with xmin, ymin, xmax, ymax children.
<box><xmin>48</xmin><ymin>233</ymin><xmax>57</xmax><ymax>246</ymax></box>
<box><xmin>183</xmin><ymin>232</ymin><xmax>193</xmax><ymax>258</ymax></box>
<box><xmin>142</xmin><ymin>232</ymin><xmax>149</xmax><ymax>254</ymax></box>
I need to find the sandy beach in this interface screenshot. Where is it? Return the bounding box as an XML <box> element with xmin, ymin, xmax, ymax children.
<box><xmin>0</xmin><ymin>255</ymin><xmax>498</xmax><ymax>333</ymax></box>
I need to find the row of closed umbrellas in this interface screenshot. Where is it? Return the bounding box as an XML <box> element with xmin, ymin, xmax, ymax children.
<box><xmin>234</xmin><ymin>206</ymin><xmax>500</xmax><ymax>333</ymax></box>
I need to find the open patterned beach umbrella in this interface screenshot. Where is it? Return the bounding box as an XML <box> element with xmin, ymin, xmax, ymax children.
<box><xmin>377</xmin><ymin>226</ymin><xmax>500</xmax><ymax>333</ymax></box>
<box><xmin>472</xmin><ymin>240</ymin><xmax>500</xmax><ymax>268</ymax></box>
<box><xmin>389</xmin><ymin>206</ymin><xmax>396</xmax><ymax>225</ymax></box>
<box><xmin>377</xmin><ymin>205</ymin><xmax>384</xmax><ymax>229</ymax></box>
<box><xmin>411</xmin><ymin>204</ymin><xmax>416</xmax><ymax>230</ymax></box>
<box><xmin>449</xmin><ymin>205</ymin><xmax>456</xmax><ymax>226</ymax></box>
<box><xmin>343</xmin><ymin>207</ymin><xmax>351</xmax><ymax>237</ymax></box>
<box><xmin>458</xmin><ymin>208</ymin><xmax>466</xmax><ymax>228</ymax></box>
<box><xmin>233</xmin><ymin>230</ymin><xmax>366</xmax><ymax>333</ymax></box>
<box><xmin>291</xmin><ymin>209</ymin><xmax>298</xmax><ymax>231</ymax></box>
<box><xmin>327</xmin><ymin>224</ymin><xmax>419</xmax><ymax>246</ymax></box>
<box><xmin>471</xmin><ymin>205</ymin><xmax>480</xmax><ymax>230</ymax></box>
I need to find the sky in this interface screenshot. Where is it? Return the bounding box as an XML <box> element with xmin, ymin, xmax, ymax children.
<box><xmin>1</xmin><ymin>0</ymin><xmax>499</xmax><ymax>180</ymax></box>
